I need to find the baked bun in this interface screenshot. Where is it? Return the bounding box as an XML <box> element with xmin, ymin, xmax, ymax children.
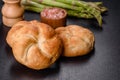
<box><xmin>55</xmin><ymin>25</ymin><xmax>95</xmax><ymax>57</ymax></box>
<box><xmin>6</xmin><ymin>20</ymin><xmax>62</xmax><ymax>70</ymax></box>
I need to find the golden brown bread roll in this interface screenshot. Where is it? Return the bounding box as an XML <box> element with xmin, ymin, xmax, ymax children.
<box><xmin>55</xmin><ymin>25</ymin><xmax>95</xmax><ymax>57</ymax></box>
<box><xmin>6</xmin><ymin>20</ymin><xmax>62</xmax><ymax>70</ymax></box>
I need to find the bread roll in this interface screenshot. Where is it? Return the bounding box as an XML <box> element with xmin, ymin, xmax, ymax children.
<box><xmin>6</xmin><ymin>20</ymin><xmax>62</xmax><ymax>70</ymax></box>
<box><xmin>55</xmin><ymin>25</ymin><xmax>95</xmax><ymax>57</ymax></box>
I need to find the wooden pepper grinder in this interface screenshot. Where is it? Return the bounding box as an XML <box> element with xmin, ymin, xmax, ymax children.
<box><xmin>2</xmin><ymin>0</ymin><xmax>24</xmax><ymax>27</ymax></box>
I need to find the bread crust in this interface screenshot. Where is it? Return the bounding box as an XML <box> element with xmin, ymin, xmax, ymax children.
<box><xmin>55</xmin><ymin>25</ymin><xmax>95</xmax><ymax>57</ymax></box>
<box><xmin>6</xmin><ymin>20</ymin><xmax>62</xmax><ymax>70</ymax></box>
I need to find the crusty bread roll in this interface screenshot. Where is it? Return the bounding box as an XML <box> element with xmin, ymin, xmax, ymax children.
<box><xmin>55</xmin><ymin>25</ymin><xmax>95</xmax><ymax>57</ymax></box>
<box><xmin>6</xmin><ymin>20</ymin><xmax>62</xmax><ymax>70</ymax></box>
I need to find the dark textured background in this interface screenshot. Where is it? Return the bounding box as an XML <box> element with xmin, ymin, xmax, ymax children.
<box><xmin>0</xmin><ymin>0</ymin><xmax>120</xmax><ymax>80</ymax></box>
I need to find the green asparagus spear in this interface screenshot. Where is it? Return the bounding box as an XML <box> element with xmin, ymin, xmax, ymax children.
<box><xmin>55</xmin><ymin>0</ymin><xmax>102</xmax><ymax>26</ymax></box>
<box><xmin>24</xmin><ymin>6</ymin><xmax>43</xmax><ymax>13</ymax></box>
<box><xmin>22</xmin><ymin>1</ymin><xmax>94</xmax><ymax>18</ymax></box>
<box><xmin>67</xmin><ymin>9</ymin><xmax>94</xmax><ymax>18</ymax></box>
<box><xmin>87</xmin><ymin>2</ymin><xmax>108</xmax><ymax>12</ymax></box>
<box><xmin>31</xmin><ymin>0</ymin><xmax>88</xmax><ymax>13</ymax></box>
<box><xmin>21</xmin><ymin>0</ymin><xmax>49</xmax><ymax>9</ymax></box>
<box><xmin>21</xmin><ymin>0</ymin><xmax>107</xmax><ymax>26</ymax></box>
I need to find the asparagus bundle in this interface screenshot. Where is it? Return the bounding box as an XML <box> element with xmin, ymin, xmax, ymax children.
<box><xmin>21</xmin><ymin>0</ymin><xmax>107</xmax><ymax>26</ymax></box>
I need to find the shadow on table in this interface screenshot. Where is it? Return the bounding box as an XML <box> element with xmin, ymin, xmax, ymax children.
<box><xmin>9</xmin><ymin>59</ymin><xmax>60</xmax><ymax>80</ymax></box>
<box><xmin>60</xmin><ymin>48</ymin><xmax>95</xmax><ymax>65</ymax></box>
